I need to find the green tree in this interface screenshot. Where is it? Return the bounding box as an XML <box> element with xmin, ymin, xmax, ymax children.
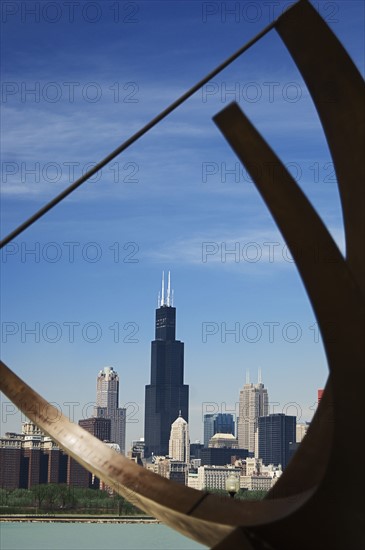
<box><xmin>0</xmin><ymin>488</ymin><xmax>10</xmax><ymax>505</ymax></box>
<box><xmin>44</xmin><ymin>484</ymin><xmax>60</xmax><ymax>511</ymax></box>
<box><xmin>57</xmin><ymin>484</ymin><xmax>76</xmax><ymax>509</ymax></box>
<box><xmin>8</xmin><ymin>488</ymin><xmax>33</xmax><ymax>507</ymax></box>
<box><xmin>31</xmin><ymin>484</ymin><xmax>49</xmax><ymax>509</ymax></box>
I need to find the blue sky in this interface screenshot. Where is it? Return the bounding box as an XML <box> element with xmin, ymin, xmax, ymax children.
<box><xmin>1</xmin><ymin>0</ymin><xmax>364</xmax><ymax>448</ymax></box>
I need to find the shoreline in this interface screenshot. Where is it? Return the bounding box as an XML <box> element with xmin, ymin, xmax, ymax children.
<box><xmin>0</xmin><ymin>515</ymin><xmax>159</xmax><ymax>524</ymax></box>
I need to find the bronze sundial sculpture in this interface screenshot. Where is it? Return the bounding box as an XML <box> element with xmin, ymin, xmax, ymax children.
<box><xmin>1</xmin><ymin>1</ymin><xmax>364</xmax><ymax>548</ymax></box>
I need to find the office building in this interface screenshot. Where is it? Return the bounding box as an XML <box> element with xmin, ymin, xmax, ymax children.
<box><xmin>188</xmin><ymin>465</ymin><xmax>241</xmax><ymax>491</ymax></box>
<box><xmin>0</xmin><ymin>422</ymin><xmax>88</xmax><ymax>489</ymax></box>
<box><xmin>95</xmin><ymin>367</ymin><xmax>126</xmax><ymax>454</ymax></box>
<box><xmin>0</xmin><ymin>433</ymin><xmax>22</xmax><ymax>489</ymax></box>
<box><xmin>144</xmin><ymin>272</ymin><xmax>189</xmax><ymax>457</ymax></box>
<box><xmin>258</xmin><ymin>413</ymin><xmax>296</xmax><ymax>469</ymax></box>
<box><xmin>169</xmin><ymin>413</ymin><xmax>189</xmax><ymax>463</ymax></box>
<box><xmin>190</xmin><ymin>442</ymin><xmax>204</xmax><ymax>460</ymax></box>
<box><xmin>200</xmin><ymin>447</ymin><xmax>250</xmax><ymax>466</ymax></box>
<box><xmin>237</xmin><ymin>370</ymin><xmax>269</xmax><ymax>454</ymax></box>
<box><xmin>79</xmin><ymin>417</ymin><xmax>111</xmax><ymax>442</ymax></box>
<box><xmin>203</xmin><ymin>414</ymin><xmax>216</xmax><ymax>447</ymax></box>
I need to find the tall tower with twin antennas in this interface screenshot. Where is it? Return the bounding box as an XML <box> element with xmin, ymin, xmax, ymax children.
<box><xmin>144</xmin><ymin>272</ymin><xmax>189</xmax><ymax>457</ymax></box>
<box><xmin>237</xmin><ymin>368</ymin><xmax>268</xmax><ymax>455</ymax></box>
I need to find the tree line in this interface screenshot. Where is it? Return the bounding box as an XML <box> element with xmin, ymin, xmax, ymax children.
<box><xmin>0</xmin><ymin>485</ymin><xmax>143</xmax><ymax>515</ymax></box>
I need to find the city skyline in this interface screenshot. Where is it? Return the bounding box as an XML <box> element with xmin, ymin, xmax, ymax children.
<box><xmin>0</xmin><ymin>348</ymin><xmax>320</xmax><ymax>458</ymax></box>
<box><xmin>0</xmin><ymin>295</ymin><xmax>325</xmax><ymax>452</ymax></box>
<box><xmin>2</xmin><ymin>1</ymin><xmax>363</xmax><ymax>450</ymax></box>
<box><xmin>0</xmin><ymin>271</ymin><xmax>322</xmax><ymax>452</ymax></box>
<box><xmin>0</xmin><ymin>302</ymin><xmax>322</xmax><ymax>456</ymax></box>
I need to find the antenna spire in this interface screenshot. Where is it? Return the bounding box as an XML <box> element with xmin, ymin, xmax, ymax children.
<box><xmin>258</xmin><ymin>367</ymin><xmax>262</xmax><ymax>384</ymax></box>
<box><xmin>167</xmin><ymin>271</ymin><xmax>171</xmax><ymax>306</ymax></box>
<box><xmin>161</xmin><ymin>271</ymin><xmax>165</xmax><ymax>306</ymax></box>
<box><xmin>159</xmin><ymin>271</ymin><xmax>173</xmax><ymax>307</ymax></box>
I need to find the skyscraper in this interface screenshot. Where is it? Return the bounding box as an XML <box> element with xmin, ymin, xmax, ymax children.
<box><xmin>144</xmin><ymin>272</ymin><xmax>189</xmax><ymax>457</ymax></box>
<box><xmin>96</xmin><ymin>366</ymin><xmax>119</xmax><ymax>411</ymax></box>
<box><xmin>168</xmin><ymin>412</ymin><xmax>190</xmax><ymax>463</ymax></box>
<box><xmin>237</xmin><ymin>370</ymin><xmax>269</xmax><ymax>454</ymax></box>
<box><xmin>258</xmin><ymin>413</ymin><xmax>296</xmax><ymax>469</ymax></box>
<box><xmin>95</xmin><ymin>367</ymin><xmax>126</xmax><ymax>454</ymax></box>
<box><xmin>203</xmin><ymin>414</ymin><xmax>216</xmax><ymax>448</ymax></box>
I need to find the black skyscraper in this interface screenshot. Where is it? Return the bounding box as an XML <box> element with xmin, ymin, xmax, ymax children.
<box><xmin>144</xmin><ymin>272</ymin><xmax>189</xmax><ymax>457</ymax></box>
<box><xmin>258</xmin><ymin>413</ymin><xmax>296</xmax><ymax>469</ymax></box>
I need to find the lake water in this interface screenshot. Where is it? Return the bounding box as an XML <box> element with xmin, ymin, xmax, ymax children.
<box><xmin>0</xmin><ymin>522</ymin><xmax>208</xmax><ymax>550</ymax></box>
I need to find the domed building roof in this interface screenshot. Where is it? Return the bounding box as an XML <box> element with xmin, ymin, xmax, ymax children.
<box><xmin>208</xmin><ymin>432</ymin><xmax>239</xmax><ymax>449</ymax></box>
<box><xmin>211</xmin><ymin>433</ymin><xmax>236</xmax><ymax>440</ymax></box>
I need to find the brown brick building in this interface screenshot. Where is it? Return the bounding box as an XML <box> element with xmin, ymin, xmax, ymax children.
<box><xmin>0</xmin><ymin>422</ymin><xmax>90</xmax><ymax>490</ymax></box>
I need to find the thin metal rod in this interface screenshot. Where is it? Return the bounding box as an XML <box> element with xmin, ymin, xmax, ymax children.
<box><xmin>0</xmin><ymin>18</ymin><xmax>277</xmax><ymax>249</ymax></box>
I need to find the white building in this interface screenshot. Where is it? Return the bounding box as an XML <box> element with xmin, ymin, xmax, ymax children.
<box><xmin>187</xmin><ymin>460</ymin><xmax>282</xmax><ymax>492</ymax></box>
<box><xmin>245</xmin><ymin>457</ymin><xmax>262</xmax><ymax>476</ymax></box>
<box><xmin>244</xmin><ymin>457</ymin><xmax>282</xmax><ymax>477</ymax></box>
<box><xmin>240</xmin><ymin>475</ymin><xmax>276</xmax><ymax>491</ymax></box>
<box><xmin>237</xmin><ymin>370</ymin><xmax>269</xmax><ymax>454</ymax></box>
<box><xmin>192</xmin><ymin>465</ymin><xmax>241</xmax><ymax>491</ymax></box>
<box><xmin>168</xmin><ymin>412</ymin><xmax>190</xmax><ymax>463</ymax></box>
<box><xmin>187</xmin><ymin>472</ymin><xmax>201</xmax><ymax>490</ymax></box>
<box><xmin>296</xmin><ymin>422</ymin><xmax>310</xmax><ymax>442</ymax></box>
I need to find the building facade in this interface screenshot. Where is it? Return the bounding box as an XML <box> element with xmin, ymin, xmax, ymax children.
<box><xmin>95</xmin><ymin>366</ymin><xmax>126</xmax><ymax>454</ymax></box>
<box><xmin>237</xmin><ymin>372</ymin><xmax>269</xmax><ymax>454</ymax></box>
<box><xmin>79</xmin><ymin>417</ymin><xmax>111</xmax><ymax>442</ymax></box>
<box><xmin>168</xmin><ymin>413</ymin><xmax>190</xmax><ymax>462</ymax></box>
<box><xmin>0</xmin><ymin>422</ymin><xmax>89</xmax><ymax>490</ymax></box>
<box><xmin>96</xmin><ymin>367</ymin><xmax>119</xmax><ymax>410</ymax></box>
<box><xmin>258</xmin><ymin>413</ymin><xmax>296</xmax><ymax>469</ymax></box>
<box><xmin>0</xmin><ymin>434</ymin><xmax>23</xmax><ymax>490</ymax></box>
<box><xmin>190</xmin><ymin>442</ymin><xmax>203</xmax><ymax>460</ymax></box>
<box><xmin>296</xmin><ymin>422</ymin><xmax>310</xmax><ymax>443</ymax></box>
<box><xmin>144</xmin><ymin>272</ymin><xmax>189</xmax><ymax>457</ymax></box>
<box><xmin>200</xmin><ymin>447</ymin><xmax>250</xmax><ymax>466</ymax></box>
<box><xmin>203</xmin><ymin>414</ymin><xmax>216</xmax><ymax>447</ymax></box>
<box><xmin>190</xmin><ymin>465</ymin><xmax>241</xmax><ymax>491</ymax></box>
<box><xmin>240</xmin><ymin>474</ymin><xmax>276</xmax><ymax>491</ymax></box>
